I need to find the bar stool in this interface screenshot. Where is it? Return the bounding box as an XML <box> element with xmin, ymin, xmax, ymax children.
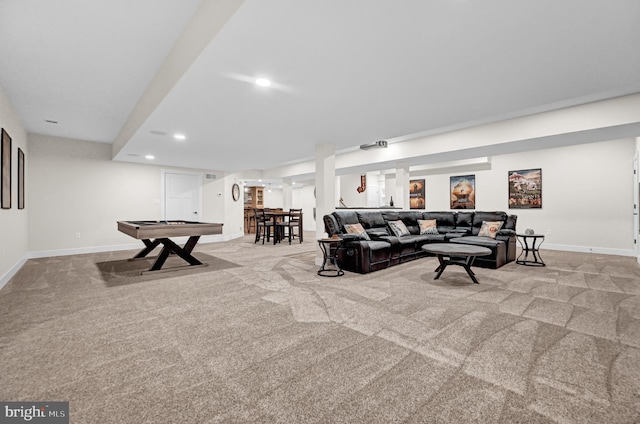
<box><xmin>254</xmin><ymin>208</ymin><xmax>275</xmax><ymax>244</ymax></box>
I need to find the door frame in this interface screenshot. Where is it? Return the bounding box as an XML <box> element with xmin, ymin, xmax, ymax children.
<box><xmin>634</xmin><ymin>152</ymin><xmax>639</xmax><ymax>263</ymax></box>
<box><xmin>160</xmin><ymin>170</ymin><xmax>203</xmax><ymax>221</ymax></box>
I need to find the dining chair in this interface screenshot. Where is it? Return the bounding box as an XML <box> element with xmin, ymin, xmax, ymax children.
<box><xmin>277</xmin><ymin>208</ymin><xmax>303</xmax><ymax>244</ymax></box>
<box><xmin>254</xmin><ymin>208</ymin><xmax>275</xmax><ymax>244</ymax></box>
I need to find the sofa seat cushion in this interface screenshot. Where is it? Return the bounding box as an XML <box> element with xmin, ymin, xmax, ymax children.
<box><xmin>450</xmin><ymin>236</ymin><xmax>508</xmax><ymax>269</ymax></box>
<box><xmin>362</xmin><ymin>240</ymin><xmax>393</xmax><ymax>263</ymax></box>
<box><xmin>449</xmin><ymin>236</ymin><xmax>503</xmax><ymax>249</ymax></box>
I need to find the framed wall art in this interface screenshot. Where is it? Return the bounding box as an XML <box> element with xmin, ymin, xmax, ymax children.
<box><xmin>409</xmin><ymin>179</ymin><xmax>425</xmax><ymax>209</ymax></box>
<box><xmin>1</xmin><ymin>128</ymin><xmax>11</xmax><ymax>209</ymax></box>
<box><xmin>18</xmin><ymin>148</ymin><xmax>25</xmax><ymax>209</ymax></box>
<box><xmin>508</xmin><ymin>168</ymin><xmax>542</xmax><ymax>208</ymax></box>
<box><xmin>450</xmin><ymin>174</ymin><xmax>475</xmax><ymax>209</ymax></box>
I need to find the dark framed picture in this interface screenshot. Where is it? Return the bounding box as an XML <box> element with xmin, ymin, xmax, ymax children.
<box><xmin>450</xmin><ymin>175</ymin><xmax>475</xmax><ymax>209</ymax></box>
<box><xmin>409</xmin><ymin>179</ymin><xmax>425</xmax><ymax>209</ymax></box>
<box><xmin>1</xmin><ymin>128</ymin><xmax>11</xmax><ymax>209</ymax></box>
<box><xmin>508</xmin><ymin>168</ymin><xmax>542</xmax><ymax>208</ymax></box>
<box><xmin>18</xmin><ymin>148</ymin><xmax>24</xmax><ymax>209</ymax></box>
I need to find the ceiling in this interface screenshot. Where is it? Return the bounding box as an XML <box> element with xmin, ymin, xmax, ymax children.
<box><xmin>1</xmin><ymin>0</ymin><xmax>640</xmax><ymax>176</ymax></box>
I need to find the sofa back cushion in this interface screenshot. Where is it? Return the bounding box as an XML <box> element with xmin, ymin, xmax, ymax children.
<box><xmin>332</xmin><ymin>211</ymin><xmax>360</xmax><ymax>232</ymax></box>
<box><xmin>323</xmin><ymin>214</ymin><xmax>340</xmax><ymax>236</ymax></box>
<box><xmin>472</xmin><ymin>211</ymin><xmax>507</xmax><ymax>235</ymax></box>
<box><xmin>398</xmin><ymin>211</ymin><xmax>422</xmax><ymax>235</ymax></box>
<box><xmin>356</xmin><ymin>211</ymin><xmax>386</xmax><ymax>229</ymax></box>
<box><xmin>504</xmin><ymin>214</ymin><xmax>518</xmax><ymax>231</ymax></box>
<box><xmin>381</xmin><ymin>210</ymin><xmax>399</xmax><ymax>222</ymax></box>
<box><xmin>422</xmin><ymin>211</ymin><xmax>456</xmax><ymax>233</ymax></box>
<box><xmin>456</xmin><ymin>212</ymin><xmax>474</xmax><ymax>233</ymax></box>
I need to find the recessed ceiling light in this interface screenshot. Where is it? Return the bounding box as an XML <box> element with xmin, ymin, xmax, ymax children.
<box><xmin>173</xmin><ymin>133</ymin><xmax>186</xmax><ymax>141</ymax></box>
<box><xmin>145</xmin><ymin>155</ymin><xmax>155</xmax><ymax>160</ymax></box>
<box><xmin>255</xmin><ymin>78</ymin><xmax>271</xmax><ymax>87</ymax></box>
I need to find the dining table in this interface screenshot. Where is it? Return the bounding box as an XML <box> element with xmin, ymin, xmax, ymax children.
<box><xmin>264</xmin><ymin>210</ymin><xmax>303</xmax><ymax>245</ymax></box>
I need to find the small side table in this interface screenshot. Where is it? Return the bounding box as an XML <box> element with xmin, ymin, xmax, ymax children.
<box><xmin>317</xmin><ymin>238</ymin><xmax>344</xmax><ymax>277</ymax></box>
<box><xmin>516</xmin><ymin>234</ymin><xmax>546</xmax><ymax>266</ymax></box>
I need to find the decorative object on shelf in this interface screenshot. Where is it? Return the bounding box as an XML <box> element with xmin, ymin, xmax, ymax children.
<box><xmin>410</xmin><ymin>179</ymin><xmax>425</xmax><ymax>209</ymax></box>
<box><xmin>508</xmin><ymin>168</ymin><xmax>542</xmax><ymax>209</ymax></box>
<box><xmin>389</xmin><ymin>196</ymin><xmax>394</xmax><ymax>207</ymax></box>
<box><xmin>231</xmin><ymin>183</ymin><xmax>240</xmax><ymax>201</ymax></box>
<box><xmin>524</xmin><ymin>228</ymin><xmax>534</xmax><ymax>235</ymax></box>
<box><xmin>450</xmin><ymin>175</ymin><xmax>475</xmax><ymax>210</ymax></box>
<box><xmin>356</xmin><ymin>175</ymin><xmax>366</xmax><ymax>193</ymax></box>
<box><xmin>1</xmin><ymin>128</ymin><xmax>11</xmax><ymax>209</ymax></box>
<box><xmin>359</xmin><ymin>140</ymin><xmax>387</xmax><ymax>150</ymax></box>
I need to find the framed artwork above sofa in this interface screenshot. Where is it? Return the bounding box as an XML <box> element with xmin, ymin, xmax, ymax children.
<box><xmin>508</xmin><ymin>168</ymin><xmax>542</xmax><ymax>209</ymax></box>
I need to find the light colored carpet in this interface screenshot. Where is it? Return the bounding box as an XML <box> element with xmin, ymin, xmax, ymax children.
<box><xmin>1</xmin><ymin>233</ymin><xmax>639</xmax><ymax>423</ymax></box>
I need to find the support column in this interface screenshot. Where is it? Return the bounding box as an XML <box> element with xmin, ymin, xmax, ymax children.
<box><xmin>316</xmin><ymin>143</ymin><xmax>336</xmax><ymax>265</ymax></box>
<box><xmin>282</xmin><ymin>178</ymin><xmax>292</xmax><ymax>211</ymax></box>
<box><xmin>395</xmin><ymin>161</ymin><xmax>410</xmax><ymax>210</ymax></box>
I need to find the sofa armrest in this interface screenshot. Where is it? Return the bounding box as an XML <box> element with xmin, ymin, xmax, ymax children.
<box><xmin>340</xmin><ymin>234</ymin><xmax>362</xmax><ymax>242</ymax></box>
<box><xmin>367</xmin><ymin>230</ymin><xmax>390</xmax><ymax>240</ymax></box>
<box><xmin>498</xmin><ymin>229</ymin><xmax>516</xmax><ymax>236</ymax></box>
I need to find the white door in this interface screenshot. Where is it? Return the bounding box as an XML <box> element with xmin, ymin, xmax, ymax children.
<box><xmin>163</xmin><ymin>172</ymin><xmax>202</xmax><ymax>221</ymax></box>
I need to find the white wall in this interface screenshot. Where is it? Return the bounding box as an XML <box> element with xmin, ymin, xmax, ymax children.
<box><xmin>412</xmin><ymin>138</ymin><xmax>635</xmax><ymax>254</ymax></box>
<box><xmin>339</xmin><ymin>174</ymin><xmax>368</xmax><ymax>207</ymax></box>
<box><xmin>0</xmin><ymin>85</ymin><xmax>29</xmax><ymax>286</ymax></box>
<box><xmin>28</xmin><ymin>134</ymin><xmax>239</xmax><ymax>255</ymax></box>
<box><xmin>262</xmin><ymin>185</ymin><xmax>317</xmax><ymax>231</ymax></box>
<box><xmin>262</xmin><ymin>188</ymin><xmax>283</xmax><ymax>209</ymax></box>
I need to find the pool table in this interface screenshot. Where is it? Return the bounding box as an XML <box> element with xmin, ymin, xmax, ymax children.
<box><xmin>117</xmin><ymin>220</ymin><xmax>223</xmax><ymax>272</ymax></box>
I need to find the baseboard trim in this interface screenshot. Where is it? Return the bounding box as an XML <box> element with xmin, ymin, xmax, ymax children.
<box><xmin>541</xmin><ymin>243</ymin><xmax>636</xmax><ymax>257</ymax></box>
<box><xmin>0</xmin><ymin>255</ymin><xmax>29</xmax><ymax>291</ymax></box>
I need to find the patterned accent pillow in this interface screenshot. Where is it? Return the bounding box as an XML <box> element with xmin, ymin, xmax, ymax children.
<box><xmin>478</xmin><ymin>221</ymin><xmax>503</xmax><ymax>239</ymax></box>
<box><xmin>344</xmin><ymin>223</ymin><xmax>370</xmax><ymax>240</ymax></box>
<box><xmin>417</xmin><ymin>219</ymin><xmax>439</xmax><ymax>235</ymax></box>
<box><xmin>388</xmin><ymin>220</ymin><xmax>411</xmax><ymax>237</ymax></box>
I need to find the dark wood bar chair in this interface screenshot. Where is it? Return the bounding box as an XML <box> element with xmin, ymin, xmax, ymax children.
<box><xmin>247</xmin><ymin>208</ymin><xmax>257</xmax><ymax>233</ymax></box>
<box><xmin>254</xmin><ymin>208</ymin><xmax>275</xmax><ymax>244</ymax></box>
<box><xmin>277</xmin><ymin>209</ymin><xmax>303</xmax><ymax>244</ymax></box>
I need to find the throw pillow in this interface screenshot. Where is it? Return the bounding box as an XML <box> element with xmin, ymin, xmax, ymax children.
<box><xmin>344</xmin><ymin>223</ymin><xmax>370</xmax><ymax>240</ymax></box>
<box><xmin>478</xmin><ymin>221</ymin><xmax>503</xmax><ymax>239</ymax></box>
<box><xmin>388</xmin><ymin>220</ymin><xmax>411</xmax><ymax>237</ymax></box>
<box><xmin>417</xmin><ymin>219</ymin><xmax>439</xmax><ymax>235</ymax></box>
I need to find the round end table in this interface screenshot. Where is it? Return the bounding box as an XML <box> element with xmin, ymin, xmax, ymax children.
<box><xmin>516</xmin><ymin>233</ymin><xmax>546</xmax><ymax>266</ymax></box>
<box><xmin>317</xmin><ymin>238</ymin><xmax>344</xmax><ymax>277</ymax></box>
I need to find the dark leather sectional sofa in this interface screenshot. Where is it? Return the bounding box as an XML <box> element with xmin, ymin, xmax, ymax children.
<box><xmin>322</xmin><ymin>210</ymin><xmax>517</xmax><ymax>274</ymax></box>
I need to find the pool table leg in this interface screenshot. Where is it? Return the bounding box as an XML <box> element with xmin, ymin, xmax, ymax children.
<box><xmin>134</xmin><ymin>239</ymin><xmax>162</xmax><ymax>258</ymax></box>
<box><xmin>149</xmin><ymin>236</ymin><xmax>203</xmax><ymax>271</ymax></box>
